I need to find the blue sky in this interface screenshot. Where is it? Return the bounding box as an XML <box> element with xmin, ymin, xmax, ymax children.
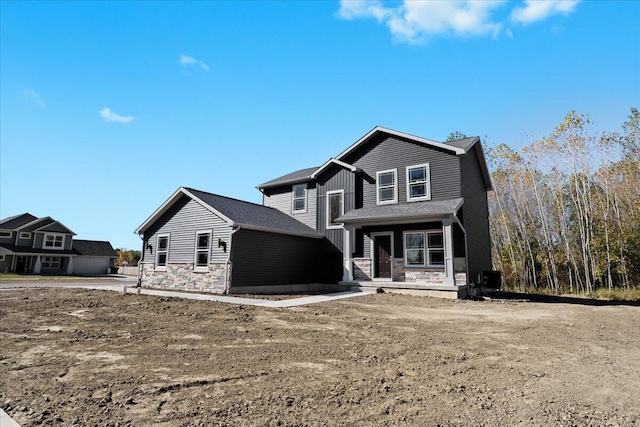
<box><xmin>1</xmin><ymin>0</ymin><xmax>638</xmax><ymax>250</ymax></box>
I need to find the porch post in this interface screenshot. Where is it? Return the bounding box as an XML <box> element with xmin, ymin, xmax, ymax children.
<box><xmin>442</xmin><ymin>217</ymin><xmax>455</xmax><ymax>286</ymax></box>
<box><xmin>67</xmin><ymin>257</ymin><xmax>74</xmax><ymax>274</ymax></box>
<box><xmin>343</xmin><ymin>225</ymin><xmax>353</xmax><ymax>282</ymax></box>
<box><xmin>34</xmin><ymin>256</ymin><xmax>42</xmax><ymax>274</ymax></box>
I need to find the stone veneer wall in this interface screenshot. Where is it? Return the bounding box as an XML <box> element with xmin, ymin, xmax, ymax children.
<box><xmin>353</xmin><ymin>258</ymin><xmax>372</xmax><ymax>280</ymax></box>
<box><xmin>404</xmin><ymin>269</ymin><xmax>446</xmax><ymax>283</ymax></box>
<box><xmin>141</xmin><ymin>262</ymin><xmax>228</xmax><ymax>293</ymax></box>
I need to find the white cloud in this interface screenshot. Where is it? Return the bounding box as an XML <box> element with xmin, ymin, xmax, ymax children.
<box><xmin>99</xmin><ymin>107</ymin><xmax>135</xmax><ymax>123</ymax></box>
<box><xmin>511</xmin><ymin>0</ymin><xmax>582</xmax><ymax>24</ymax></box>
<box><xmin>22</xmin><ymin>89</ymin><xmax>45</xmax><ymax>107</ymax></box>
<box><xmin>337</xmin><ymin>0</ymin><xmax>582</xmax><ymax>43</ymax></box>
<box><xmin>179</xmin><ymin>54</ymin><xmax>209</xmax><ymax>71</ymax></box>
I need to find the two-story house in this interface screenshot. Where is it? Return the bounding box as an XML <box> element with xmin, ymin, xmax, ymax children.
<box><xmin>135</xmin><ymin>127</ymin><xmax>492</xmax><ymax>298</ymax></box>
<box><xmin>0</xmin><ymin>213</ymin><xmax>117</xmax><ymax>275</ymax></box>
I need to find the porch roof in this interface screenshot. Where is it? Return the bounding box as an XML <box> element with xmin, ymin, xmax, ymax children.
<box><xmin>0</xmin><ymin>244</ymin><xmax>76</xmax><ymax>256</ymax></box>
<box><xmin>337</xmin><ymin>198</ymin><xmax>463</xmax><ymax>225</ymax></box>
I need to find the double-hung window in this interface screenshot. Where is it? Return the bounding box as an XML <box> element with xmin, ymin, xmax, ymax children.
<box><xmin>326</xmin><ymin>190</ymin><xmax>344</xmax><ymax>229</ymax></box>
<box><xmin>156</xmin><ymin>234</ymin><xmax>170</xmax><ymax>269</ymax></box>
<box><xmin>194</xmin><ymin>230</ymin><xmax>211</xmax><ymax>270</ymax></box>
<box><xmin>406</xmin><ymin>163</ymin><xmax>430</xmax><ymax>201</ymax></box>
<box><xmin>292</xmin><ymin>184</ymin><xmax>307</xmax><ymax>213</ymax></box>
<box><xmin>43</xmin><ymin>233</ymin><xmax>64</xmax><ymax>249</ymax></box>
<box><xmin>376</xmin><ymin>169</ymin><xmax>397</xmax><ymax>205</ymax></box>
<box><xmin>404</xmin><ymin>230</ymin><xmax>445</xmax><ymax>267</ymax></box>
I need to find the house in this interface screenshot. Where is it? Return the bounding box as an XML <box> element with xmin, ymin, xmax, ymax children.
<box><xmin>135</xmin><ymin>126</ymin><xmax>493</xmax><ymax>298</ymax></box>
<box><xmin>0</xmin><ymin>213</ymin><xmax>117</xmax><ymax>275</ymax></box>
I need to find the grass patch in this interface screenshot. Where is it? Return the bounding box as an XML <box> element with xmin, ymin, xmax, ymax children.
<box><xmin>501</xmin><ymin>284</ymin><xmax>640</xmax><ymax>302</ymax></box>
<box><xmin>0</xmin><ymin>273</ymin><xmax>98</xmax><ymax>281</ymax></box>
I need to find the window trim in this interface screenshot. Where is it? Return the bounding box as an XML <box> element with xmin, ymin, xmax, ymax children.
<box><xmin>292</xmin><ymin>183</ymin><xmax>307</xmax><ymax>214</ymax></box>
<box><xmin>155</xmin><ymin>233</ymin><xmax>170</xmax><ymax>270</ymax></box>
<box><xmin>376</xmin><ymin>168</ymin><xmax>398</xmax><ymax>205</ymax></box>
<box><xmin>406</xmin><ymin>163</ymin><xmax>431</xmax><ymax>202</ymax></box>
<box><xmin>326</xmin><ymin>189</ymin><xmax>344</xmax><ymax>230</ymax></box>
<box><xmin>193</xmin><ymin>230</ymin><xmax>212</xmax><ymax>271</ymax></box>
<box><xmin>19</xmin><ymin>232</ymin><xmax>31</xmax><ymax>240</ymax></box>
<box><xmin>42</xmin><ymin>233</ymin><xmax>65</xmax><ymax>250</ymax></box>
<box><xmin>0</xmin><ymin>230</ymin><xmax>12</xmax><ymax>238</ymax></box>
<box><xmin>0</xmin><ymin>254</ymin><xmax>5</xmax><ymax>261</ymax></box>
<box><xmin>403</xmin><ymin>230</ymin><xmax>445</xmax><ymax>268</ymax></box>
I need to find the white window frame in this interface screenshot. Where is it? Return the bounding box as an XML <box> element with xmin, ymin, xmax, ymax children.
<box><xmin>292</xmin><ymin>183</ymin><xmax>307</xmax><ymax>214</ymax></box>
<box><xmin>406</xmin><ymin>163</ymin><xmax>431</xmax><ymax>202</ymax></box>
<box><xmin>193</xmin><ymin>230</ymin><xmax>212</xmax><ymax>271</ymax></box>
<box><xmin>19</xmin><ymin>232</ymin><xmax>31</xmax><ymax>240</ymax></box>
<box><xmin>376</xmin><ymin>168</ymin><xmax>398</xmax><ymax>205</ymax></box>
<box><xmin>0</xmin><ymin>231</ymin><xmax>12</xmax><ymax>238</ymax></box>
<box><xmin>0</xmin><ymin>255</ymin><xmax>5</xmax><ymax>261</ymax></box>
<box><xmin>43</xmin><ymin>233</ymin><xmax>65</xmax><ymax>250</ymax></box>
<box><xmin>156</xmin><ymin>233</ymin><xmax>170</xmax><ymax>270</ymax></box>
<box><xmin>403</xmin><ymin>230</ymin><xmax>445</xmax><ymax>268</ymax></box>
<box><xmin>326</xmin><ymin>190</ymin><xmax>344</xmax><ymax>230</ymax></box>
<box><xmin>42</xmin><ymin>256</ymin><xmax>61</xmax><ymax>269</ymax></box>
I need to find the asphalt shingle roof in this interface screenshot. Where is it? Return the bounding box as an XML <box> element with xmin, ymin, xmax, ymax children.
<box><xmin>0</xmin><ymin>213</ymin><xmax>38</xmax><ymax>229</ymax></box>
<box><xmin>257</xmin><ymin>166</ymin><xmax>319</xmax><ymax>189</ymax></box>
<box><xmin>72</xmin><ymin>240</ymin><xmax>117</xmax><ymax>257</ymax></box>
<box><xmin>337</xmin><ymin>198</ymin><xmax>464</xmax><ymax>224</ymax></box>
<box><xmin>446</xmin><ymin>137</ymin><xmax>478</xmax><ymax>151</ymax></box>
<box><xmin>185</xmin><ymin>188</ymin><xmax>323</xmax><ymax>238</ymax></box>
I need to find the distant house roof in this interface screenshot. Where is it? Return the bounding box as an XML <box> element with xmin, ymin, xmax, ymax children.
<box><xmin>257</xmin><ymin>166</ymin><xmax>319</xmax><ymax>189</ymax></box>
<box><xmin>0</xmin><ymin>213</ymin><xmax>38</xmax><ymax>230</ymax></box>
<box><xmin>337</xmin><ymin>198</ymin><xmax>464</xmax><ymax>225</ymax></box>
<box><xmin>73</xmin><ymin>240</ymin><xmax>117</xmax><ymax>258</ymax></box>
<box><xmin>135</xmin><ymin>187</ymin><xmax>323</xmax><ymax>239</ymax></box>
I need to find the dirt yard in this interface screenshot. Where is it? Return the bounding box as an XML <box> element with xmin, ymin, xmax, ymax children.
<box><xmin>1</xmin><ymin>289</ymin><xmax>638</xmax><ymax>426</ymax></box>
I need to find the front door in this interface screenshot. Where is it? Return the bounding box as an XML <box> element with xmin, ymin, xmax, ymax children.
<box><xmin>16</xmin><ymin>256</ymin><xmax>27</xmax><ymax>274</ymax></box>
<box><xmin>374</xmin><ymin>234</ymin><xmax>392</xmax><ymax>279</ymax></box>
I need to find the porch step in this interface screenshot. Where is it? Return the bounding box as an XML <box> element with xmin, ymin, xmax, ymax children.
<box><xmin>341</xmin><ymin>281</ymin><xmax>468</xmax><ymax>299</ymax></box>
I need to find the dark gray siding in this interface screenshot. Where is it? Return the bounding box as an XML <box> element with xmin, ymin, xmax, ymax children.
<box><xmin>262</xmin><ymin>183</ymin><xmax>317</xmax><ymax>229</ymax></box>
<box><xmin>359</xmin><ymin>222</ymin><xmax>442</xmax><ymax>259</ymax></box>
<box><xmin>459</xmin><ymin>144</ymin><xmax>492</xmax><ymax>281</ymax></box>
<box><xmin>230</xmin><ymin>229</ymin><xmax>320</xmax><ymax>287</ymax></box>
<box><xmin>0</xmin><ymin>254</ymin><xmax>13</xmax><ymax>272</ymax></box>
<box><xmin>0</xmin><ymin>232</ymin><xmax>13</xmax><ymax>245</ymax></box>
<box><xmin>343</xmin><ymin>134</ymin><xmax>461</xmax><ymax>207</ymax></box>
<box><xmin>316</xmin><ymin>165</ymin><xmax>356</xmax><ymax>253</ymax></box>
<box><xmin>34</xmin><ymin>233</ymin><xmax>43</xmax><ymax>249</ymax></box>
<box><xmin>15</xmin><ymin>234</ymin><xmax>34</xmax><ymax>248</ymax></box>
<box><xmin>142</xmin><ymin>195</ymin><xmax>232</xmax><ymax>264</ymax></box>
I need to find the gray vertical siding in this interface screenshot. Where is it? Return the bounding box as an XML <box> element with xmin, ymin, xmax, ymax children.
<box><xmin>230</xmin><ymin>229</ymin><xmax>320</xmax><ymax>287</ymax></box>
<box><xmin>0</xmin><ymin>255</ymin><xmax>13</xmax><ymax>272</ymax></box>
<box><xmin>34</xmin><ymin>233</ymin><xmax>44</xmax><ymax>249</ymax></box>
<box><xmin>343</xmin><ymin>134</ymin><xmax>461</xmax><ymax>206</ymax></box>
<box><xmin>459</xmin><ymin>143</ymin><xmax>492</xmax><ymax>281</ymax></box>
<box><xmin>15</xmin><ymin>234</ymin><xmax>33</xmax><ymax>247</ymax></box>
<box><xmin>262</xmin><ymin>183</ymin><xmax>317</xmax><ymax>229</ymax></box>
<box><xmin>316</xmin><ymin>165</ymin><xmax>356</xmax><ymax>253</ymax></box>
<box><xmin>142</xmin><ymin>195</ymin><xmax>232</xmax><ymax>264</ymax></box>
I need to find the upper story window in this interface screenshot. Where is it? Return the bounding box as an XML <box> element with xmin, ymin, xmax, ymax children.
<box><xmin>0</xmin><ymin>231</ymin><xmax>11</xmax><ymax>238</ymax></box>
<box><xmin>156</xmin><ymin>234</ymin><xmax>170</xmax><ymax>269</ymax></box>
<box><xmin>19</xmin><ymin>232</ymin><xmax>31</xmax><ymax>240</ymax></box>
<box><xmin>404</xmin><ymin>230</ymin><xmax>444</xmax><ymax>267</ymax></box>
<box><xmin>406</xmin><ymin>163</ymin><xmax>431</xmax><ymax>201</ymax></box>
<box><xmin>326</xmin><ymin>190</ymin><xmax>344</xmax><ymax>229</ymax></box>
<box><xmin>194</xmin><ymin>230</ymin><xmax>211</xmax><ymax>270</ymax></box>
<box><xmin>376</xmin><ymin>169</ymin><xmax>397</xmax><ymax>205</ymax></box>
<box><xmin>292</xmin><ymin>184</ymin><xmax>307</xmax><ymax>213</ymax></box>
<box><xmin>43</xmin><ymin>233</ymin><xmax>65</xmax><ymax>249</ymax></box>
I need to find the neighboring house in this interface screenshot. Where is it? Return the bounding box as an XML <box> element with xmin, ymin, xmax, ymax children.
<box><xmin>136</xmin><ymin>126</ymin><xmax>493</xmax><ymax>298</ymax></box>
<box><xmin>0</xmin><ymin>213</ymin><xmax>117</xmax><ymax>275</ymax></box>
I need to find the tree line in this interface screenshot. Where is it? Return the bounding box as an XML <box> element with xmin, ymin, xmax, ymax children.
<box><xmin>116</xmin><ymin>249</ymin><xmax>141</xmax><ymax>266</ymax></box>
<box><xmin>487</xmin><ymin>108</ymin><xmax>639</xmax><ymax>294</ymax></box>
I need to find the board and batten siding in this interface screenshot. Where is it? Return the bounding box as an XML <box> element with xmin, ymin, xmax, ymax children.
<box><xmin>459</xmin><ymin>144</ymin><xmax>492</xmax><ymax>281</ymax></box>
<box><xmin>142</xmin><ymin>195</ymin><xmax>232</xmax><ymax>264</ymax></box>
<box><xmin>230</xmin><ymin>229</ymin><xmax>320</xmax><ymax>287</ymax></box>
<box><xmin>316</xmin><ymin>165</ymin><xmax>356</xmax><ymax>253</ymax></box>
<box><xmin>343</xmin><ymin>134</ymin><xmax>461</xmax><ymax>208</ymax></box>
<box><xmin>262</xmin><ymin>183</ymin><xmax>317</xmax><ymax>229</ymax></box>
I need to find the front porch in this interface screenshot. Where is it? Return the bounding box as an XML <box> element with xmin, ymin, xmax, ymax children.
<box><xmin>342</xmin><ymin>280</ymin><xmax>468</xmax><ymax>299</ymax></box>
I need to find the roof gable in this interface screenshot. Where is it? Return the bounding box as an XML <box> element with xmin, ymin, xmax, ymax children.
<box><xmin>257</xmin><ymin>166</ymin><xmax>319</xmax><ymax>190</ymax></box>
<box><xmin>0</xmin><ymin>213</ymin><xmax>38</xmax><ymax>230</ymax></box>
<box><xmin>37</xmin><ymin>221</ymin><xmax>76</xmax><ymax>235</ymax></box>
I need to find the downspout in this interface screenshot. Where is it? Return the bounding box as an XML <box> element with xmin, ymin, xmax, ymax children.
<box><xmin>453</xmin><ymin>213</ymin><xmax>470</xmax><ymax>288</ymax></box>
<box><xmin>224</xmin><ymin>226</ymin><xmax>240</xmax><ymax>294</ymax></box>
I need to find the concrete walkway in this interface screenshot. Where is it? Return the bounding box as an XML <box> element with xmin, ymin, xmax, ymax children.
<box><xmin>0</xmin><ymin>278</ymin><xmax>378</xmax><ymax>308</ymax></box>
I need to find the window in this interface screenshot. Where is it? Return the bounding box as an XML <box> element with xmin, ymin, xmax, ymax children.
<box><xmin>404</xmin><ymin>230</ymin><xmax>445</xmax><ymax>267</ymax></box>
<box><xmin>42</xmin><ymin>256</ymin><xmax>61</xmax><ymax>269</ymax></box>
<box><xmin>0</xmin><ymin>231</ymin><xmax>11</xmax><ymax>238</ymax></box>
<box><xmin>406</xmin><ymin>163</ymin><xmax>431</xmax><ymax>201</ymax></box>
<box><xmin>156</xmin><ymin>234</ymin><xmax>170</xmax><ymax>269</ymax></box>
<box><xmin>376</xmin><ymin>169</ymin><xmax>397</xmax><ymax>205</ymax></box>
<box><xmin>326</xmin><ymin>190</ymin><xmax>344</xmax><ymax>229</ymax></box>
<box><xmin>194</xmin><ymin>231</ymin><xmax>211</xmax><ymax>270</ymax></box>
<box><xmin>19</xmin><ymin>232</ymin><xmax>31</xmax><ymax>240</ymax></box>
<box><xmin>43</xmin><ymin>233</ymin><xmax>64</xmax><ymax>249</ymax></box>
<box><xmin>0</xmin><ymin>255</ymin><xmax>5</xmax><ymax>261</ymax></box>
<box><xmin>292</xmin><ymin>184</ymin><xmax>307</xmax><ymax>213</ymax></box>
